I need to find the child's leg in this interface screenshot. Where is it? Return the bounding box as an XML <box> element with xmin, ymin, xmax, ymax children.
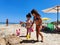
<box><xmin>29</xmin><ymin>32</ymin><xmax>31</xmax><ymax>38</ymax></box>
<box><xmin>26</xmin><ymin>28</ymin><xmax>28</xmax><ymax>36</ymax></box>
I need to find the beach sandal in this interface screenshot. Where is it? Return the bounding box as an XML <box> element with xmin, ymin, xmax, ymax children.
<box><xmin>26</xmin><ymin>34</ymin><xmax>30</xmax><ymax>40</ymax></box>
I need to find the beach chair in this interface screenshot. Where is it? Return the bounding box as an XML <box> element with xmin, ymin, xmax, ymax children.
<box><xmin>47</xmin><ymin>23</ymin><xmax>54</xmax><ymax>31</ymax></box>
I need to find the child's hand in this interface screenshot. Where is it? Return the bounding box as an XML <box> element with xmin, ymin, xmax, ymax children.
<box><xmin>32</xmin><ymin>26</ymin><xmax>34</xmax><ymax>29</ymax></box>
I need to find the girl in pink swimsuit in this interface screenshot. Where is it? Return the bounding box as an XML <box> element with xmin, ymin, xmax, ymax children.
<box><xmin>26</xmin><ymin>13</ymin><xmax>32</xmax><ymax>38</ymax></box>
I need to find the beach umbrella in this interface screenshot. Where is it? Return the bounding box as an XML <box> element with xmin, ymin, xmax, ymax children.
<box><xmin>42</xmin><ymin>18</ymin><xmax>50</xmax><ymax>21</ymax></box>
<box><xmin>42</xmin><ymin>5</ymin><xmax>60</xmax><ymax>26</ymax></box>
<box><xmin>42</xmin><ymin>17</ymin><xmax>50</xmax><ymax>24</ymax></box>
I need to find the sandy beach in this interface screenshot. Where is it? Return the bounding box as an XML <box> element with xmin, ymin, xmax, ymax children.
<box><xmin>0</xmin><ymin>24</ymin><xmax>60</xmax><ymax>45</ymax></box>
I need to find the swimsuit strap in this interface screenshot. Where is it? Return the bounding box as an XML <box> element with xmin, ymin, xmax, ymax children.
<box><xmin>34</xmin><ymin>17</ymin><xmax>39</xmax><ymax>21</ymax></box>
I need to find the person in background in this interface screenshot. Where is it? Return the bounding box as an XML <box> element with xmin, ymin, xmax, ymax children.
<box><xmin>31</xmin><ymin>9</ymin><xmax>43</xmax><ymax>42</ymax></box>
<box><xmin>26</xmin><ymin>13</ymin><xmax>32</xmax><ymax>38</ymax></box>
<box><xmin>6</xmin><ymin>19</ymin><xmax>8</xmax><ymax>26</ymax></box>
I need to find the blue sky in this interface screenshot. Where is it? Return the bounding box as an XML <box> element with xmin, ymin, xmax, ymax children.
<box><xmin>0</xmin><ymin>0</ymin><xmax>60</xmax><ymax>23</ymax></box>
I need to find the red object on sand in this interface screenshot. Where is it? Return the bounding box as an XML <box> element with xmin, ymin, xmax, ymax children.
<box><xmin>16</xmin><ymin>29</ymin><xmax>20</xmax><ymax>36</ymax></box>
<box><xmin>28</xmin><ymin>28</ymin><xmax>34</xmax><ymax>32</ymax></box>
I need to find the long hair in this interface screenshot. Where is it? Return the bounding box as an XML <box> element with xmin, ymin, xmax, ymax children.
<box><xmin>31</xmin><ymin>9</ymin><xmax>41</xmax><ymax>17</ymax></box>
<box><xmin>31</xmin><ymin>9</ymin><xmax>42</xmax><ymax>24</ymax></box>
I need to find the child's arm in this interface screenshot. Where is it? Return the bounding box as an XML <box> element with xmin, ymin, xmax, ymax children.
<box><xmin>31</xmin><ymin>20</ymin><xmax>34</xmax><ymax>27</ymax></box>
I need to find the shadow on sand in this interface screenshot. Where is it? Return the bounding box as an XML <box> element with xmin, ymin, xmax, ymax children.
<box><xmin>20</xmin><ymin>36</ymin><xmax>26</xmax><ymax>37</ymax></box>
<box><xmin>41</xmin><ymin>27</ymin><xmax>60</xmax><ymax>34</ymax></box>
<box><xmin>20</xmin><ymin>40</ymin><xmax>39</xmax><ymax>43</ymax></box>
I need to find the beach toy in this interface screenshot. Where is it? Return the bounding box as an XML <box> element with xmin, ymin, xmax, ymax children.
<box><xmin>16</xmin><ymin>29</ymin><xmax>20</xmax><ymax>36</ymax></box>
<box><xmin>29</xmin><ymin>28</ymin><xmax>34</xmax><ymax>32</ymax></box>
<box><xmin>26</xmin><ymin>33</ymin><xmax>30</xmax><ymax>40</ymax></box>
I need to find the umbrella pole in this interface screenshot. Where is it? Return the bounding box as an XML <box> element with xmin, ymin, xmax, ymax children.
<box><xmin>57</xmin><ymin>6</ymin><xmax>59</xmax><ymax>29</ymax></box>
